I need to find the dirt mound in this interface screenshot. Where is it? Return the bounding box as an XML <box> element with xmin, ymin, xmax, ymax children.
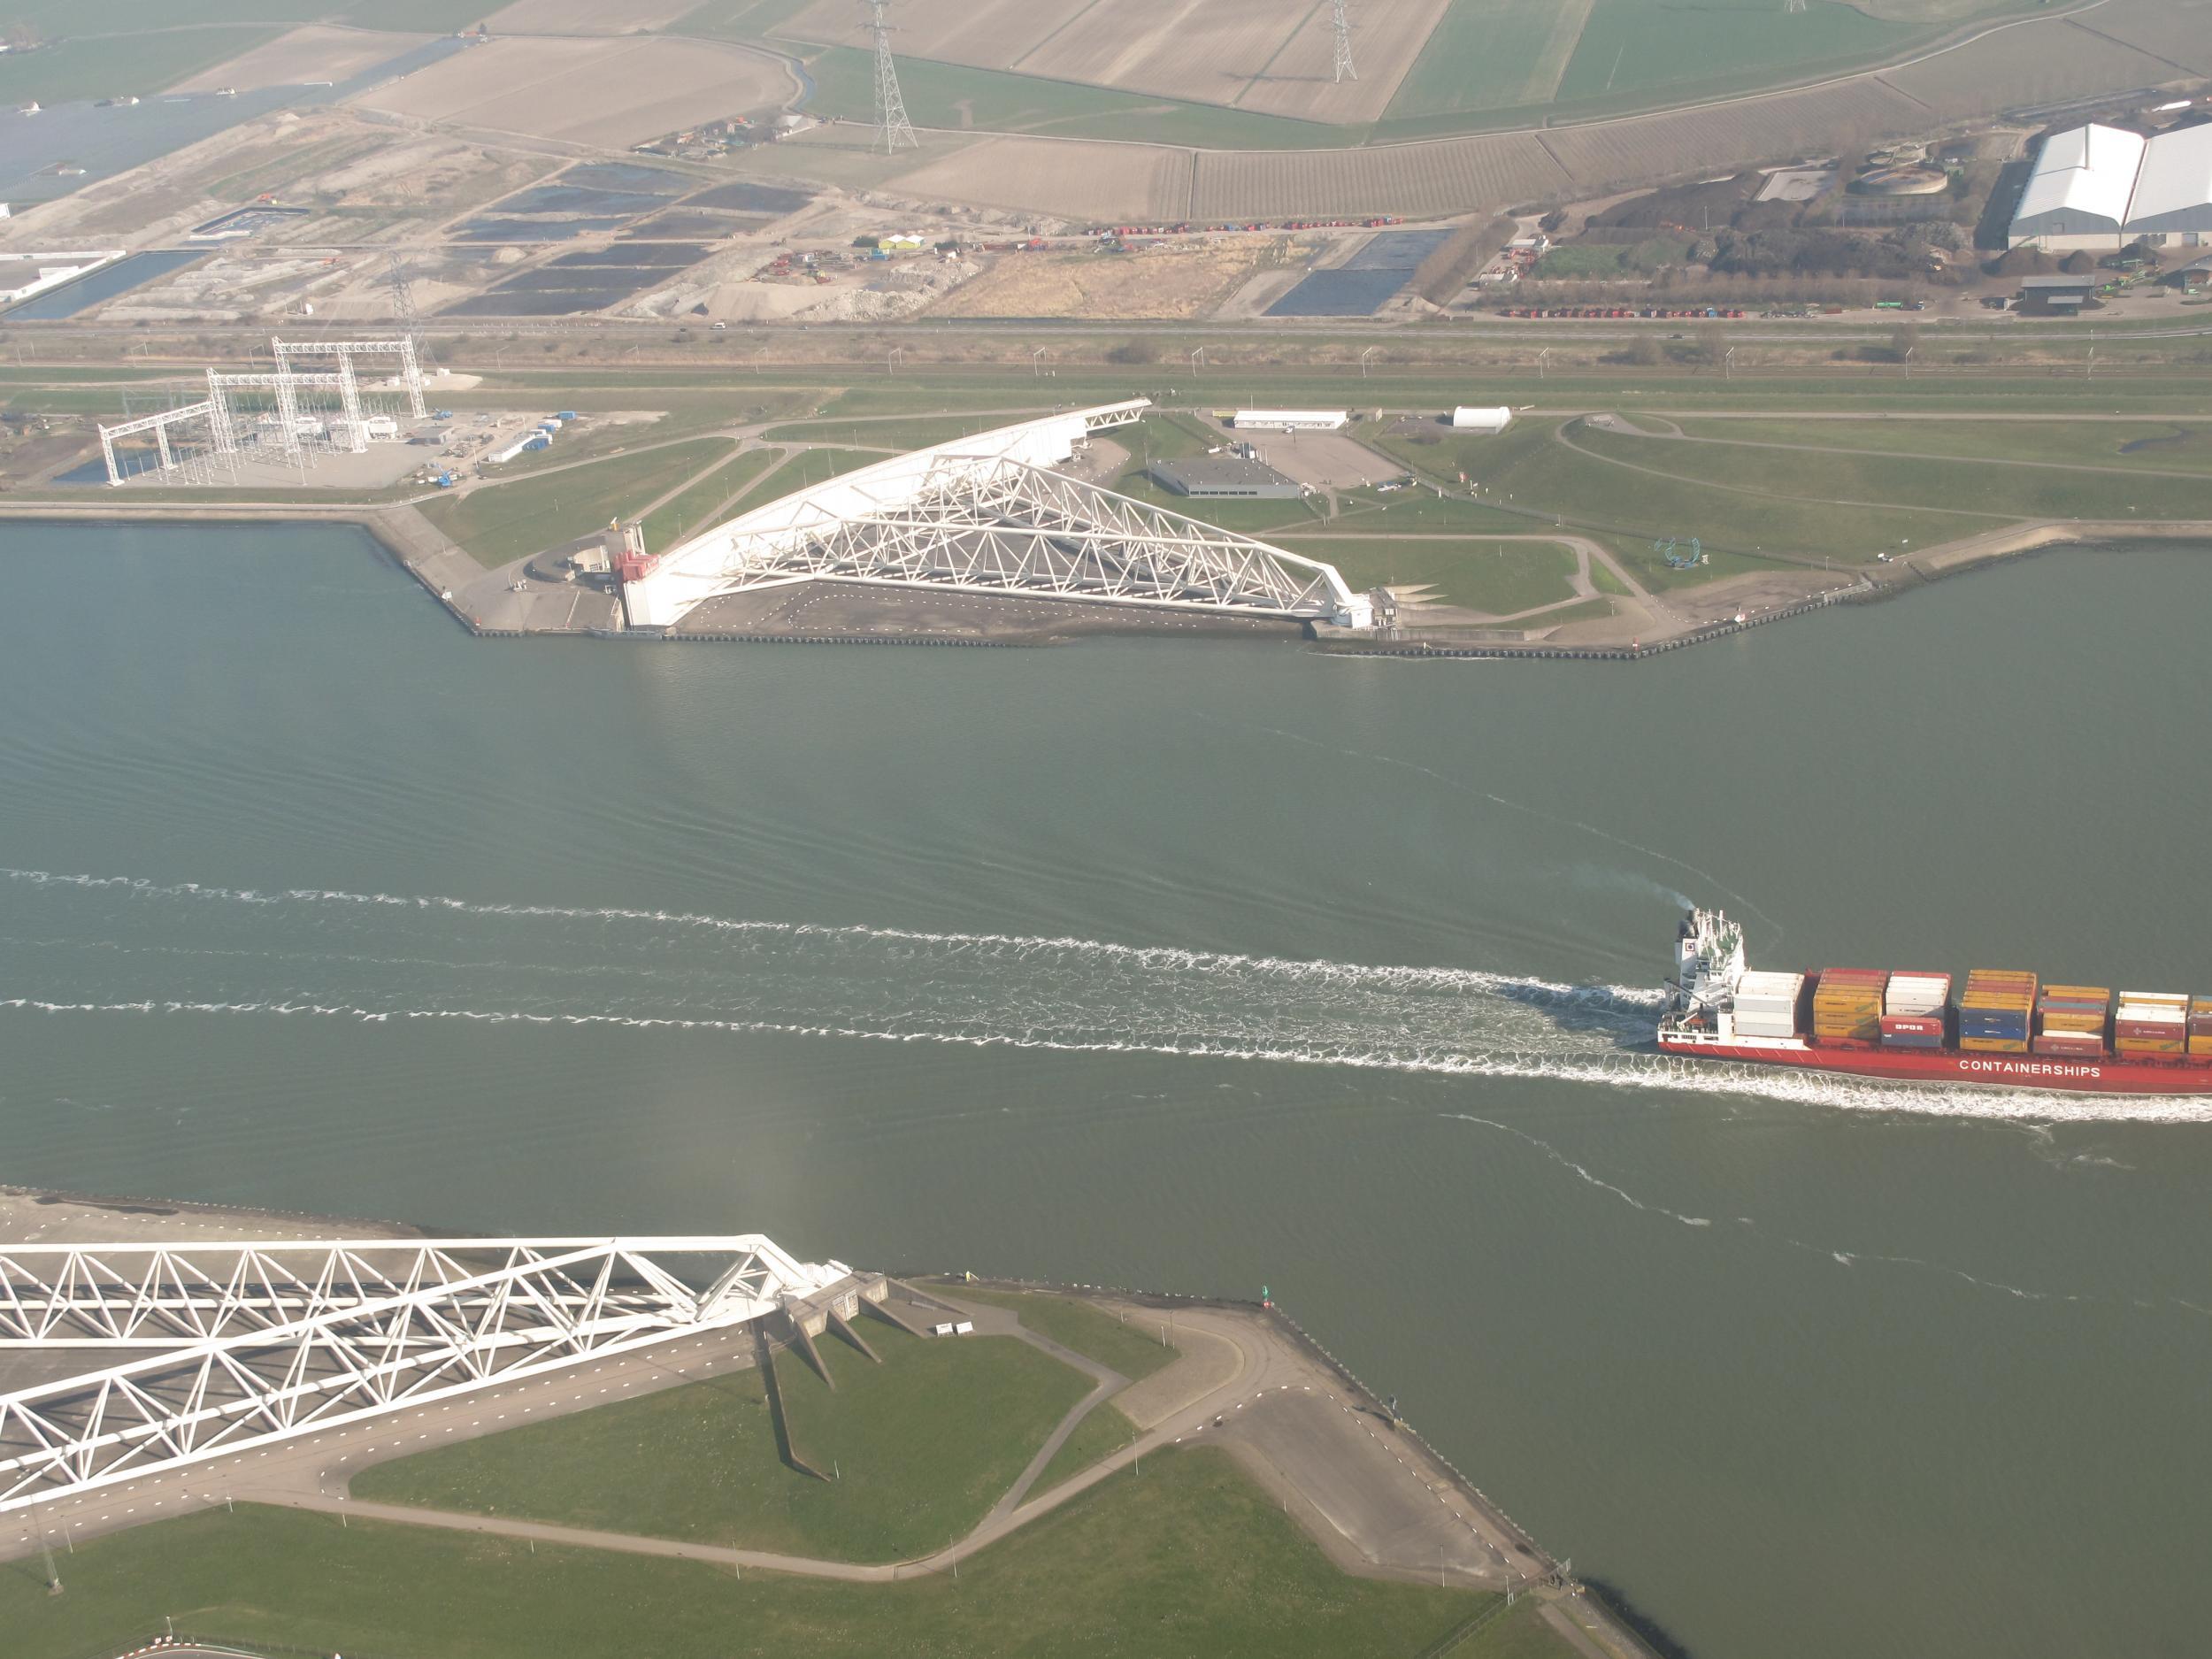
<box><xmin>1986</xmin><ymin>246</ymin><xmax>2055</xmax><ymax>277</ymax></box>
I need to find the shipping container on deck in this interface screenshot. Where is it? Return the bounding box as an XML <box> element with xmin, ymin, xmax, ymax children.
<box><xmin>1885</xmin><ymin>973</ymin><xmax>1950</xmax><ymax>1016</ymax></box>
<box><xmin>1960</xmin><ymin>1036</ymin><xmax>2032</xmax><ymax>1054</ymax></box>
<box><xmin>2033</xmin><ymin>1032</ymin><xmax>2108</xmax><ymax>1056</ymax></box>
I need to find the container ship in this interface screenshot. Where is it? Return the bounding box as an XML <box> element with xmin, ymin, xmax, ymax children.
<box><xmin>1656</xmin><ymin>909</ymin><xmax>2212</xmax><ymax>1094</ymax></box>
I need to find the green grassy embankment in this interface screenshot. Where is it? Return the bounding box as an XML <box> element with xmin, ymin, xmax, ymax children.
<box><xmin>1668</xmin><ymin>416</ymin><xmax>2212</xmax><ymax>475</ymax></box>
<box><xmin>1274</xmin><ymin>536</ymin><xmax>1583</xmax><ymax>614</ymax></box>
<box><xmin>355</xmin><ymin>1320</ymin><xmax>1089</xmax><ymax>1563</ymax></box>
<box><xmin>10</xmin><ymin>1448</ymin><xmax>1530</xmax><ymax>1659</ymax></box>
<box><xmin>417</xmin><ymin>438</ymin><xmax>730</xmax><ymax>569</ymax></box>
<box><xmin>1032</xmin><ymin>1401</ymin><xmax>1141</xmax><ymax>1497</ymax></box>
<box><xmin>638</xmin><ymin>446</ymin><xmax>781</xmax><ymax>549</ymax></box>
<box><xmin>938</xmin><ymin>1286</ymin><xmax>1179</xmax><ymax>1383</ymax></box>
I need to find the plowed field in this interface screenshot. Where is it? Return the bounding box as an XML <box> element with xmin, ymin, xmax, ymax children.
<box><xmin>932</xmin><ymin>242</ymin><xmax>1280</xmax><ymax>319</ymax></box>
<box><xmin>890</xmin><ymin>136</ymin><xmax>1194</xmax><ymax>222</ymax></box>
<box><xmin>1236</xmin><ymin>0</ymin><xmax>1454</xmax><ymax>126</ymax></box>
<box><xmin>1540</xmin><ymin>78</ymin><xmax>1923</xmax><ymax>189</ymax></box>
<box><xmin>483</xmin><ymin>0</ymin><xmax>699</xmax><ymax>30</ymax></box>
<box><xmin>349</xmin><ymin>36</ymin><xmax>797</xmax><ymax>148</ymax></box>
<box><xmin>1192</xmin><ymin>133</ymin><xmax>1569</xmax><ymax>219</ymax></box>
<box><xmin>1878</xmin><ymin>16</ymin><xmax>2184</xmax><ymax>116</ymax></box>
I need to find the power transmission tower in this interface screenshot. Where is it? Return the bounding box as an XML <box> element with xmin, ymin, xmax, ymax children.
<box><xmin>869</xmin><ymin>0</ymin><xmax>918</xmax><ymax>155</ymax></box>
<box><xmin>387</xmin><ymin>250</ymin><xmax>434</xmax><ymax>372</ymax></box>
<box><xmin>1331</xmin><ymin>0</ymin><xmax>1356</xmax><ymax>83</ymax></box>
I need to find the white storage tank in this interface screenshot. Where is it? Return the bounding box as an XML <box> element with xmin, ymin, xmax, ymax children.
<box><xmin>1451</xmin><ymin>406</ymin><xmax>1513</xmax><ymax>433</ymax></box>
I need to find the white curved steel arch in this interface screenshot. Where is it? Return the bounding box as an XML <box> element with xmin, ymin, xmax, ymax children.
<box><xmin>0</xmin><ymin>1236</ymin><xmax>853</xmax><ymax>1512</ymax></box>
<box><xmin>620</xmin><ymin>399</ymin><xmax>1372</xmax><ymax>631</ymax></box>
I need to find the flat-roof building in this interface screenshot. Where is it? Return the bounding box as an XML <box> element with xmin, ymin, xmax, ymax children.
<box><xmin>1228</xmin><ymin>409</ymin><xmax>1348</xmax><ymax>433</ymax></box>
<box><xmin>2010</xmin><ymin>121</ymin><xmax>2212</xmax><ymax>251</ymax></box>
<box><xmin>1148</xmin><ymin>454</ymin><xmax>1307</xmax><ymax>500</ymax></box>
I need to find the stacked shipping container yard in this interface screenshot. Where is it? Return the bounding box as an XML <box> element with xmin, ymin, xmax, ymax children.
<box><xmin>1959</xmin><ymin>970</ymin><xmax>2036</xmax><ymax>1053</ymax></box>
<box><xmin>2115</xmin><ymin>992</ymin><xmax>2189</xmax><ymax>1058</ymax></box>
<box><xmin>1812</xmin><ymin>969</ymin><xmax>1886</xmax><ymax>1047</ymax></box>
<box><xmin>1881</xmin><ymin>972</ymin><xmax>1950</xmax><ymax>1049</ymax></box>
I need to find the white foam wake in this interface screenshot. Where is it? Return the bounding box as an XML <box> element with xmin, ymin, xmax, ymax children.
<box><xmin>7</xmin><ymin>867</ymin><xmax>2212</xmax><ymax>1122</ymax></box>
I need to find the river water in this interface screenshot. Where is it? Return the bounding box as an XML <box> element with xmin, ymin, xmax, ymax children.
<box><xmin>4</xmin><ymin>523</ymin><xmax>2210</xmax><ymax>1658</ymax></box>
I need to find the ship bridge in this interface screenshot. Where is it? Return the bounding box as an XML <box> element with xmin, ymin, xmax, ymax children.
<box><xmin>618</xmin><ymin>400</ymin><xmax>1373</xmax><ymax>631</ymax></box>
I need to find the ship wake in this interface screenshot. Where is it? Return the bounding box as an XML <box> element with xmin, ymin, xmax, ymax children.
<box><xmin>4</xmin><ymin>868</ymin><xmax>2208</xmax><ymax>1123</ymax></box>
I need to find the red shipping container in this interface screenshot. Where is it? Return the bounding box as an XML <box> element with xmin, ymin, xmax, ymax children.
<box><xmin>1880</xmin><ymin>1015</ymin><xmax>1944</xmax><ymax>1037</ymax></box>
<box><xmin>2116</xmin><ymin>1020</ymin><xmax>2185</xmax><ymax>1039</ymax></box>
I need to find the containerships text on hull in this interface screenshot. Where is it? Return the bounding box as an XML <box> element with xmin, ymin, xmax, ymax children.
<box><xmin>1656</xmin><ymin>910</ymin><xmax>2212</xmax><ymax>1096</ymax></box>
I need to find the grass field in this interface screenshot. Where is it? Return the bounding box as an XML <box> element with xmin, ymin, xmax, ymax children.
<box><xmin>761</xmin><ymin>415</ymin><xmax>1041</xmax><ymax>450</ymax></box>
<box><xmin>1572</xmin><ymin>422</ymin><xmax>2212</xmax><ymax>525</ymax></box>
<box><xmin>798</xmin><ymin>45</ymin><xmax>1340</xmax><ymax>150</ymax></box>
<box><xmin>418</xmin><ymin>439</ymin><xmax>728</xmax><ymax>569</ymax></box>
<box><xmin>745</xmin><ymin>445</ymin><xmax>887</xmax><ymax>503</ymax></box>
<box><xmin>1670</xmin><ymin>417</ymin><xmax>2212</xmax><ymax>476</ymax></box>
<box><xmin>937</xmin><ymin>1286</ymin><xmax>1180</xmax><ymax>1383</ymax></box>
<box><xmin>1555</xmin><ymin>0</ymin><xmax>1910</xmax><ymax>106</ymax></box>
<box><xmin>355</xmin><ymin>1321</ymin><xmax>1090</xmax><ymax>1562</ymax></box>
<box><xmin>1533</xmin><ymin>240</ymin><xmax>1685</xmax><ymax>280</ymax></box>
<box><xmin>1370</xmin><ymin>417</ymin><xmax>1973</xmax><ymax>576</ymax></box>
<box><xmin>638</xmin><ymin>445</ymin><xmax>780</xmax><ymax>549</ymax></box>
<box><xmin>1279</xmin><ymin>535</ymin><xmax>1582</xmax><ymax>613</ymax></box>
<box><xmin>9</xmin><ymin>1448</ymin><xmax>1515</xmax><ymax>1659</ymax></box>
<box><xmin>1032</xmin><ymin>1401</ymin><xmax>1141</xmax><ymax>1496</ymax></box>
<box><xmin>1387</xmin><ymin>0</ymin><xmax>1596</xmax><ymax>117</ymax></box>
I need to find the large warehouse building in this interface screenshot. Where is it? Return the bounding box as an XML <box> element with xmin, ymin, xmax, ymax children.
<box><xmin>2009</xmin><ymin>122</ymin><xmax>2212</xmax><ymax>251</ymax></box>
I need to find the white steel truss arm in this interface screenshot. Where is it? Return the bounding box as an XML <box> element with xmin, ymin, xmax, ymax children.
<box><xmin>0</xmin><ymin>1236</ymin><xmax>852</xmax><ymax>1512</ymax></box>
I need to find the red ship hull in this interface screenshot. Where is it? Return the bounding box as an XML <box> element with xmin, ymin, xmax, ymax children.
<box><xmin>1655</xmin><ymin>1034</ymin><xmax>2212</xmax><ymax>1095</ymax></box>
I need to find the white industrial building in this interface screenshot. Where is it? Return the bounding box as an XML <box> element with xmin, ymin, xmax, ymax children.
<box><xmin>2009</xmin><ymin>122</ymin><xmax>2212</xmax><ymax>251</ymax></box>
<box><xmin>1450</xmin><ymin>406</ymin><xmax>1513</xmax><ymax>434</ymax></box>
<box><xmin>1228</xmin><ymin>409</ymin><xmax>1348</xmax><ymax>433</ymax></box>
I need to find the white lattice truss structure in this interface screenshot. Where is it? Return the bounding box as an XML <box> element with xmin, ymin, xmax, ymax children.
<box><xmin>0</xmin><ymin>1236</ymin><xmax>852</xmax><ymax>1513</ymax></box>
<box><xmin>97</xmin><ymin>334</ymin><xmax>427</xmax><ymax>484</ymax></box>
<box><xmin>621</xmin><ymin>400</ymin><xmax>1372</xmax><ymax>630</ymax></box>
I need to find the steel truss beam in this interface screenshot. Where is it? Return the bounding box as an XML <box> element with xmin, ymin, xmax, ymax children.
<box><xmin>628</xmin><ymin>401</ymin><xmax>1371</xmax><ymax>629</ymax></box>
<box><xmin>0</xmin><ymin>1236</ymin><xmax>849</xmax><ymax>1512</ymax></box>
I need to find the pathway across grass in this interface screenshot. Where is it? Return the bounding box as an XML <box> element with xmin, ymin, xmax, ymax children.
<box><xmin>8</xmin><ymin>1448</ymin><xmax>1532</xmax><ymax>1659</ymax></box>
<box><xmin>353</xmin><ymin>1321</ymin><xmax>1089</xmax><ymax>1564</ymax></box>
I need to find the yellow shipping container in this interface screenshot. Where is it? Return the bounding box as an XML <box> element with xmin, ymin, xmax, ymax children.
<box><xmin>2040</xmin><ymin>1011</ymin><xmax>2106</xmax><ymax>1032</ymax></box>
<box><xmin>2120</xmin><ymin>992</ymin><xmax>2190</xmax><ymax>1008</ymax></box>
<box><xmin>1960</xmin><ymin>1037</ymin><xmax>2030</xmax><ymax>1053</ymax></box>
<box><xmin>2043</xmin><ymin>986</ymin><xmax>2111</xmax><ymax>1002</ymax></box>
<box><xmin>2116</xmin><ymin>1041</ymin><xmax>2185</xmax><ymax>1056</ymax></box>
<box><xmin>2190</xmin><ymin>1036</ymin><xmax>2212</xmax><ymax>1057</ymax></box>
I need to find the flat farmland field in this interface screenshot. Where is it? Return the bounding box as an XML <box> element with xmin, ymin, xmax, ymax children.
<box><xmin>1387</xmin><ymin>0</ymin><xmax>1595</xmax><ymax>116</ymax></box>
<box><xmin>1880</xmin><ymin>16</ymin><xmax>2183</xmax><ymax>116</ymax></box>
<box><xmin>932</xmin><ymin>242</ymin><xmax>1284</xmax><ymax>319</ymax></box>
<box><xmin>1540</xmin><ymin>76</ymin><xmax>1923</xmax><ymax>191</ymax></box>
<box><xmin>2086</xmin><ymin>0</ymin><xmax>2212</xmax><ymax>74</ymax></box>
<box><xmin>349</xmin><ymin>36</ymin><xmax>796</xmax><ymax>146</ymax></box>
<box><xmin>889</xmin><ymin>135</ymin><xmax>1194</xmax><ymax>222</ymax></box>
<box><xmin>774</xmin><ymin>0</ymin><xmax>1073</xmax><ymax>67</ymax></box>
<box><xmin>170</xmin><ymin>27</ymin><xmax>434</xmax><ymax>93</ymax></box>
<box><xmin>484</xmin><ymin>0</ymin><xmax>702</xmax><ymax>29</ymax></box>
<box><xmin>784</xmin><ymin>0</ymin><xmax>1448</xmax><ymax>121</ymax></box>
<box><xmin>1015</xmin><ymin>0</ymin><xmax>1299</xmax><ymax>110</ymax></box>
<box><xmin>1191</xmin><ymin>132</ymin><xmax>1569</xmax><ymax>220</ymax></box>
<box><xmin>1237</xmin><ymin>0</ymin><xmax>1455</xmax><ymax>125</ymax></box>
<box><xmin>1554</xmin><ymin>0</ymin><xmax>1910</xmax><ymax>105</ymax></box>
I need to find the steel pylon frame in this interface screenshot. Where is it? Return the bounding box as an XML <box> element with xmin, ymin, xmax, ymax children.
<box><xmin>0</xmin><ymin>1236</ymin><xmax>851</xmax><ymax>1513</ymax></box>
